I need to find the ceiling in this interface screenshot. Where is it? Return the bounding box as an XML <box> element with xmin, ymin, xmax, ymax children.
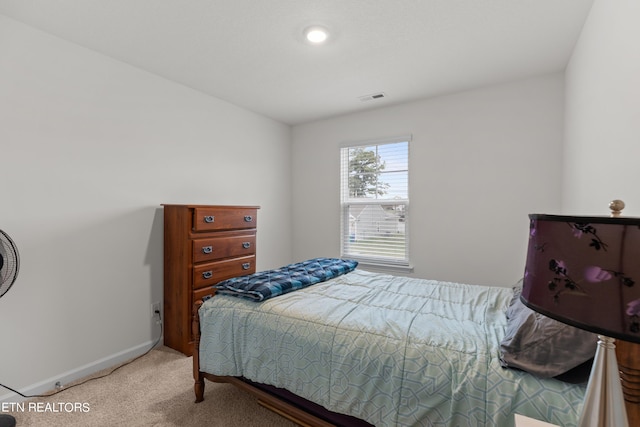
<box><xmin>0</xmin><ymin>0</ymin><xmax>595</xmax><ymax>125</ymax></box>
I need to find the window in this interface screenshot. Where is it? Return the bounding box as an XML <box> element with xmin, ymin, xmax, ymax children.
<box><xmin>340</xmin><ymin>136</ymin><xmax>410</xmax><ymax>267</ymax></box>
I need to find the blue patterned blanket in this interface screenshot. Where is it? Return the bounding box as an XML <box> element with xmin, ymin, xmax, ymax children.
<box><xmin>214</xmin><ymin>257</ymin><xmax>358</xmax><ymax>301</ymax></box>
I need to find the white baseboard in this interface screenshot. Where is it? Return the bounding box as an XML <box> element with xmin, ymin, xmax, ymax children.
<box><xmin>0</xmin><ymin>339</ymin><xmax>161</xmax><ymax>403</ymax></box>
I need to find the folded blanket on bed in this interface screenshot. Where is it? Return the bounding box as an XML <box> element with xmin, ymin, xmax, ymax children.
<box><xmin>214</xmin><ymin>257</ymin><xmax>358</xmax><ymax>301</ymax></box>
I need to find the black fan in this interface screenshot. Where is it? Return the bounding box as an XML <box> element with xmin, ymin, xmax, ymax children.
<box><xmin>0</xmin><ymin>230</ymin><xmax>19</xmax><ymax>427</ymax></box>
<box><xmin>0</xmin><ymin>230</ymin><xmax>19</xmax><ymax>299</ymax></box>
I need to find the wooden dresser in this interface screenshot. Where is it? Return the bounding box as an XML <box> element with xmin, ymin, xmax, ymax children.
<box><xmin>162</xmin><ymin>204</ymin><xmax>259</xmax><ymax>355</ymax></box>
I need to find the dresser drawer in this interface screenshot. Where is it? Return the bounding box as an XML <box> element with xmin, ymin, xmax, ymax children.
<box><xmin>193</xmin><ymin>255</ymin><xmax>255</xmax><ymax>289</ymax></box>
<box><xmin>193</xmin><ymin>286</ymin><xmax>216</xmax><ymax>304</ymax></box>
<box><xmin>192</xmin><ymin>234</ymin><xmax>256</xmax><ymax>263</ymax></box>
<box><xmin>193</xmin><ymin>207</ymin><xmax>257</xmax><ymax>232</ymax></box>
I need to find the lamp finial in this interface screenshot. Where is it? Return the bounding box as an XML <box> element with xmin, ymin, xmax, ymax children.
<box><xmin>610</xmin><ymin>199</ymin><xmax>625</xmax><ymax>217</ymax></box>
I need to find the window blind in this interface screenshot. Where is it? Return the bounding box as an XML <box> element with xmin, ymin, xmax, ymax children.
<box><xmin>340</xmin><ymin>138</ymin><xmax>410</xmax><ymax>265</ymax></box>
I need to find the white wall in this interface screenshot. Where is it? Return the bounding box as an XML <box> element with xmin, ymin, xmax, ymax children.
<box><xmin>563</xmin><ymin>0</ymin><xmax>640</xmax><ymax>216</ymax></box>
<box><xmin>0</xmin><ymin>14</ymin><xmax>292</xmax><ymax>399</ymax></box>
<box><xmin>7</xmin><ymin>0</ymin><xmax>631</xmax><ymax>400</ymax></box>
<box><xmin>292</xmin><ymin>74</ymin><xmax>565</xmax><ymax>287</ymax></box>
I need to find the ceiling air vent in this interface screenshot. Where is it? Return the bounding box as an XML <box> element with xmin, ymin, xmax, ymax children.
<box><xmin>358</xmin><ymin>92</ymin><xmax>386</xmax><ymax>102</ymax></box>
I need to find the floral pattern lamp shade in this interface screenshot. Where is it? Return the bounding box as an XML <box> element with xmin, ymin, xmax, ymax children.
<box><xmin>521</xmin><ymin>214</ymin><xmax>640</xmax><ymax>344</ymax></box>
<box><xmin>521</xmin><ymin>212</ymin><xmax>640</xmax><ymax>427</ymax></box>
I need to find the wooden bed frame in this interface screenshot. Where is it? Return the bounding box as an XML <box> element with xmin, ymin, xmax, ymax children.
<box><xmin>192</xmin><ymin>301</ymin><xmax>640</xmax><ymax>427</ymax></box>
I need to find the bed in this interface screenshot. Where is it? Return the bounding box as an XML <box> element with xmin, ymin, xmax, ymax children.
<box><xmin>192</xmin><ymin>259</ymin><xmax>596</xmax><ymax>426</ymax></box>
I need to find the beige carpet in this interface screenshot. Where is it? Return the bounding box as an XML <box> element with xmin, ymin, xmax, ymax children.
<box><xmin>8</xmin><ymin>346</ymin><xmax>297</xmax><ymax>426</ymax></box>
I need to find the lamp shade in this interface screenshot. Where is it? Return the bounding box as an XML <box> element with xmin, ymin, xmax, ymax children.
<box><xmin>521</xmin><ymin>214</ymin><xmax>640</xmax><ymax>344</ymax></box>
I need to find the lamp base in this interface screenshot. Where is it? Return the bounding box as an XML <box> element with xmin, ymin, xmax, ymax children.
<box><xmin>578</xmin><ymin>335</ymin><xmax>628</xmax><ymax>427</ymax></box>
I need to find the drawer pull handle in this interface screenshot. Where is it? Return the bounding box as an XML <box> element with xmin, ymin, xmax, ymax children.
<box><xmin>242</xmin><ymin>242</ymin><xmax>251</xmax><ymax>249</ymax></box>
<box><xmin>244</xmin><ymin>215</ymin><xmax>253</xmax><ymax>222</ymax></box>
<box><xmin>202</xmin><ymin>246</ymin><xmax>213</xmax><ymax>254</ymax></box>
<box><xmin>242</xmin><ymin>263</ymin><xmax>251</xmax><ymax>270</ymax></box>
<box><xmin>202</xmin><ymin>271</ymin><xmax>213</xmax><ymax>279</ymax></box>
<box><xmin>204</xmin><ymin>215</ymin><xmax>215</xmax><ymax>223</ymax></box>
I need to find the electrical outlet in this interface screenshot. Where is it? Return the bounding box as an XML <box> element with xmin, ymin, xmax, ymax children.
<box><xmin>152</xmin><ymin>302</ymin><xmax>161</xmax><ymax>324</ymax></box>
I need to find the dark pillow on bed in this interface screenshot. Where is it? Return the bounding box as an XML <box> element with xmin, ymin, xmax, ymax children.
<box><xmin>499</xmin><ymin>286</ymin><xmax>597</xmax><ymax>379</ymax></box>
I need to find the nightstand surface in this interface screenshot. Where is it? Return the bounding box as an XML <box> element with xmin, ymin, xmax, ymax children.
<box><xmin>514</xmin><ymin>414</ymin><xmax>560</xmax><ymax>427</ymax></box>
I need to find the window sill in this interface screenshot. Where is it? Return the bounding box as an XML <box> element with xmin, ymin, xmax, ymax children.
<box><xmin>355</xmin><ymin>261</ymin><xmax>414</xmax><ymax>275</ymax></box>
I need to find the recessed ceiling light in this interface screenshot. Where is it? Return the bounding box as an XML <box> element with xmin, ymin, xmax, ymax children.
<box><xmin>304</xmin><ymin>26</ymin><xmax>329</xmax><ymax>44</ymax></box>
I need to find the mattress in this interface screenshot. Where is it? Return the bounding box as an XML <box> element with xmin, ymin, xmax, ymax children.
<box><xmin>198</xmin><ymin>269</ymin><xmax>585</xmax><ymax>426</ymax></box>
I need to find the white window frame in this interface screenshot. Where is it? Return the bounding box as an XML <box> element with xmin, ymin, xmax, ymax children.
<box><xmin>340</xmin><ymin>135</ymin><xmax>411</xmax><ymax>271</ymax></box>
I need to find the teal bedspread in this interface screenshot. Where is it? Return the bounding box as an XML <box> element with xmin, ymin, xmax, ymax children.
<box><xmin>199</xmin><ymin>269</ymin><xmax>585</xmax><ymax>427</ymax></box>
